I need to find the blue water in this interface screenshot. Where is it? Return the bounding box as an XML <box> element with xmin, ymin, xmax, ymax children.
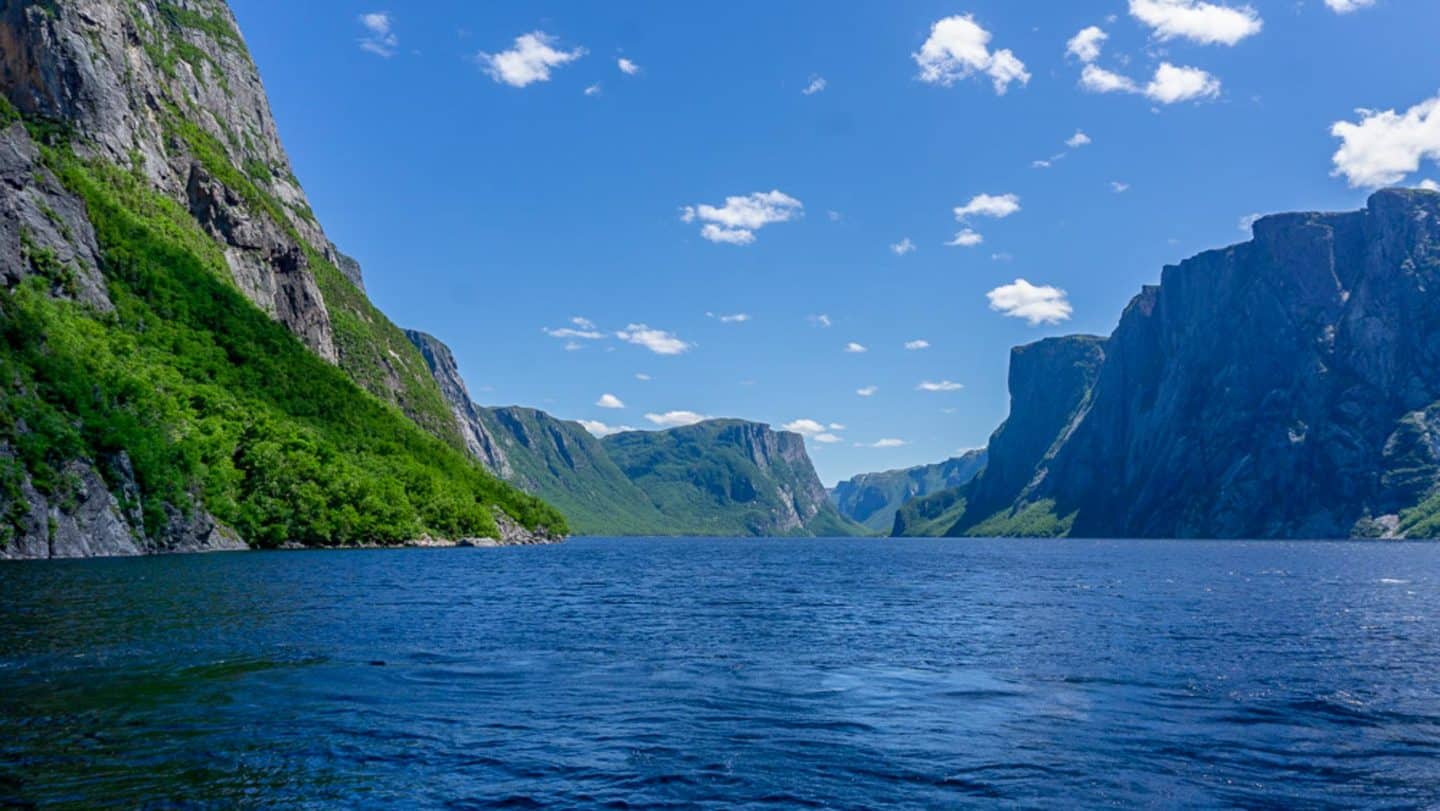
<box><xmin>3</xmin><ymin>537</ymin><xmax>1440</xmax><ymax>808</ymax></box>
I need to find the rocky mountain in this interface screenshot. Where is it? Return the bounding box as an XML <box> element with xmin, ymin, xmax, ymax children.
<box><xmin>603</xmin><ymin>420</ymin><xmax>863</xmax><ymax>537</ymax></box>
<box><xmin>830</xmin><ymin>450</ymin><xmax>987</xmax><ymax>533</ymax></box>
<box><xmin>897</xmin><ymin>189</ymin><xmax>1440</xmax><ymax>539</ymax></box>
<box><xmin>0</xmin><ymin>0</ymin><xmax>564</xmax><ymax>557</ymax></box>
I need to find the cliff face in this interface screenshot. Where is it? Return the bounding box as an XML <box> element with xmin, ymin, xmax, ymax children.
<box><xmin>404</xmin><ymin>329</ymin><xmax>511</xmax><ymax>476</ymax></box>
<box><xmin>1039</xmin><ymin>189</ymin><xmax>1440</xmax><ymax>538</ymax></box>
<box><xmin>891</xmin><ymin>336</ymin><xmax>1106</xmax><ymax>538</ymax></box>
<box><xmin>831</xmin><ymin>450</ymin><xmax>987</xmax><ymax>533</ymax></box>
<box><xmin>899</xmin><ymin>189</ymin><xmax>1440</xmax><ymax>539</ymax></box>
<box><xmin>0</xmin><ymin>0</ymin><xmax>338</xmax><ymax>359</ymax></box>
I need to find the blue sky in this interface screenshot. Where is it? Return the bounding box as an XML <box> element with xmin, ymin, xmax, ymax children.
<box><xmin>229</xmin><ymin>0</ymin><xmax>1440</xmax><ymax>484</ymax></box>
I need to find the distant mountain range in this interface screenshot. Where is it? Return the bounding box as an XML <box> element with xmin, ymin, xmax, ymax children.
<box><xmin>407</xmin><ymin>330</ymin><xmax>863</xmax><ymax>537</ymax></box>
<box><xmin>829</xmin><ymin>451</ymin><xmax>987</xmax><ymax>533</ymax></box>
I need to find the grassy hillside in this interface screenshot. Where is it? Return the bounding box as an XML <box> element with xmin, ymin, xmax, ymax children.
<box><xmin>478</xmin><ymin>407</ymin><xmax>670</xmax><ymax>536</ymax></box>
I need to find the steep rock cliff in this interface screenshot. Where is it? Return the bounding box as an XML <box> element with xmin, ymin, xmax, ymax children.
<box><xmin>899</xmin><ymin>188</ymin><xmax>1440</xmax><ymax>539</ymax></box>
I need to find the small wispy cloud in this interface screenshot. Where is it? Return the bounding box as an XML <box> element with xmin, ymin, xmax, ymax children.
<box><xmin>1111</xmin><ymin>181</ymin><xmax>1131</xmax><ymax>193</ymax></box>
<box><xmin>617</xmin><ymin>324</ymin><xmax>691</xmax><ymax>355</ymax></box>
<box><xmin>809</xmin><ymin>314</ymin><xmax>832</xmax><ymax>328</ymax></box>
<box><xmin>617</xmin><ymin>57</ymin><xmax>640</xmax><ymax>75</ymax></box>
<box><xmin>580</xmin><ymin>420</ymin><xmax>633</xmax><ymax>437</ymax></box>
<box><xmin>891</xmin><ymin>237</ymin><xmax>916</xmax><ymax>256</ymax></box>
<box><xmin>861</xmin><ymin>438</ymin><xmax>908</xmax><ymax>448</ymax></box>
<box><xmin>706</xmin><ymin>312</ymin><xmax>751</xmax><ymax>324</ymax></box>
<box><xmin>682</xmin><ymin>190</ymin><xmax>803</xmax><ymax>245</ymax></box>
<box><xmin>844</xmin><ymin>342</ymin><xmax>868</xmax><ymax>353</ymax></box>
<box><xmin>802</xmin><ymin>75</ymin><xmax>827</xmax><ymax>95</ymax></box>
<box><xmin>358</xmin><ymin>12</ymin><xmax>398</xmax><ymax>57</ymax></box>
<box><xmin>856</xmin><ymin>385</ymin><xmax>878</xmax><ymax>397</ymax></box>
<box><xmin>946</xmin><ymin>229</ymin><xmax>984</xmax><ymax>247</ymax></box>
<box><xmin>596</xmin><ymin>393</ymin><xmax>626</xmax><ymax>409</ymax></box>
<box><xmin>1067</xmin><ymin>130</ymin><xmax>1092</xmax><ymax>148</ymax></box>
<box><xmin>917</xmin><ymin>380</ymin><xmax>964</xmax><ymax>392</ymax></box>
<box><xmin>987</xmin><ymin>279</ymin><xmax>1073</xmax><ymax>325</ymax></box>
<box><xmin>645</xmin><ymin>410</ymin><xmax>709</xmax><ymax>428</ymax></box>
<box><xmin>905</xmin><ymin>340</ymin><xmax>931</xmax><ymax>350</ymax></box>
<box><xmin>954</xmin><ymin>193</ymin><xmax>1021</xmax><ymax>220</ymax></box>
<box><xmin>477</xmin><ymin>31</ymin><xmax>585</xmax><ymax>87</ymax></box>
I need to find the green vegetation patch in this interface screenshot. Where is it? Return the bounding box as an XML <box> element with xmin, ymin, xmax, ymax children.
<box><xmin>964</xmin><ymin>499</ymin><xmax>1074</xmax><ymax>538</ymax></box>
<box><xmin>0</xmin><ymin>147</ymin><xmax>564</xmax><ymax>547</ymax></box>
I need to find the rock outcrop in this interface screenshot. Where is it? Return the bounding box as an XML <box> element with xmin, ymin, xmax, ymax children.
<box><xmin>0</xmin><ymin>0</ymin><xmax>343</xmax><ymax>360</ymax></box>
<box><xmin>404</xmin><ymin>329</ymin><xmax>511</xmax><ymax>476</ymax></box>
<box><xmin>831</xmin><ymin>449</ymin><xmax>987</xmax><ymax>533</ymax></box>
<box><xmin>897</xmin><ymin>188</ymin><xmax>1440</xmax><ymax>539</ymax></box>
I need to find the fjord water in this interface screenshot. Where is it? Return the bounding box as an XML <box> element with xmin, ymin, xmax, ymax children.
<box><xmin>3</xmin><ymin>539</ymin><xmax>1439</xmax><ymax>807</ymax></box>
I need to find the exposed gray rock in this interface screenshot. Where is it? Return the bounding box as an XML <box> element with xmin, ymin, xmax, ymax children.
<box><xmin>0</xmin><ymin>446</ymin><xmax>243</xmax><ymax>560</ymax></box>
<box><xmin>404</xmin><ymin>329</ymin><xmax>512</xmax><ymax>476</ymax></box>
<box><xmin>0</xmin><ymin>0</ymin><xmax>343</xmax><ymax>359</ymax></box>
<box><xmin>336</xmin><ymin>251</ymin><xmax>365</xmax><ymax>293</ymax></box>
<box><xmin>0</xmin><ymin>122</ymin><xmax>108</xmax><ymax>309</ymax></box>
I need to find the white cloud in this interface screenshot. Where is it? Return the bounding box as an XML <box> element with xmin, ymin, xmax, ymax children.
<box><xmin>782</xmin><ymin>419</ymin><xmax>831</xmax><ymax>436</ymax></box>
<box><xmin>946</xmin><ymin>229</ymin><xmax>984</xmax><ymax>247</ymax></box>
<box><xmin>645</xmin><ymin>410</ymin><xmax>709</xmax><ymax>428</ymax></box>
<box><xmin>1080</xmin><ymin>64</ymin><xmax>1138</xmax><ymax>94</ymax></box>
<box><xmin>580</xmin><ymin>420</ymin><xmax>633</xmax><ymax>437</ymax></box>
<box><xmin>813</xmin><ymin>433</ymin><xmax>843</xmax><ymax>444</ymax></box>
<box><xmin>987</xmin><ymin>279</ymin><xmax>1074</xmax><ymax>325</ymax></box>
<box><xmin>544</xmin><ymin>317</ymin><xmax>606</xmax><ymax>340</ymax></box>
<box><xmin>1421</xmin><ymin>179</ymin><xmax>1440</xmax><ymax>192</ymax></box>
<box><xmin>856</xmin><ymin>386</ymin><xmax>878</xmax><ymax>397</ymax></box>
<box><xmin>616</xmin><ymin>324</ymin><xmax>691</xmax><ymax>355</ymax></box>
<box><xmin>682</xmin><ymin>190</ymin><xmax>803</xmax><ymax>245</ymax></box>
<box><xmin>584</xmin><ymin>83</ymin><xmax>602</xmax><ymax>96</ymax></box>
<box><xmin>905</xmin><ymin>340</ymin><xmax>931</xmax><ymax>350</ymax></box>
<box><xmin>1067</xmin><ymin>130</ymin><xmax>1093</xmax><ymax>148</ymax></box>
<box><xmin>1239</xmin><ymin>212</ymin><xmax>1262</xmax><ymax>232</ymax></box>
<box><xmin>1066</xmin><ymin>26</ymin><xmax>1108</xmax><ymax>63</ymax></box>
<box><xmin>699</xmin><ymin>224</ymin><xmax>755</xmax><ymax>245</ymax></box>
<box><xmin>827</xmin><ymin>210</ymin><xmax>843</xmax><ymax>222</ymax></box>
<box><xmin>617</xmin><ymin>57</ymin><xmax>640</xmax><ymax>75</ymax></box>
<box><xmin>596</xmin><ymin>393</ymin><xmax>625</xmax><ymax>409</ymax></box>
<box><xmin>803</xmin><ymin>75</ymin><xmax>827</xmax><ymax>95</ymax></box>
<box><xmin>844</xmin><ymin>342</ymin><xmax>868</xmax><ymax>353</ymax></box>
<box><xmin>914</xmin><ymin>14</ymin><xmax>1030</xmax><ymax>95</ymax></box>
<box><xmin>808</xmin><ymin>314</ymin><xmax>832</xmax><ymax>328</ymax></box>
<box><xmin>1082</xmin><ymin>62</ymin><xmax>1219</xmax><ymax>104</ymax></box>
<box><xmin>706</xmin><ymin>312</ymin><xmax>751</xmax><ymax>324</ymax></box>
<box><xmin>1111</xmin><ymin>181</ymin><xmax>1131</xmax><ymax>193</ymax></box>
<box><xmin>1145</xmin><ymin>62</ymin><xmax>1221</xmax><ymax>103</ymax></box>
<box><xmin>478</xmin><ymin>32</ymin><xmax>585</xmax><ymax>87</ymax></box>
<box><xmin>891</xmin><ymin>237</ymin><xmax>916</xmax><ymax>256</ymax></box>
<box><xmin>954</xmin><ymin>193</ymin><xmax>1021</xmax><ymax>220</ymax></box>
<box><xmin>1129</xmin><ymin>0</ymin><xmax>1263</xmax><ymax>46</ymax></box>
<box><xmin>1325</xmin><ymin>0</ymin><xmax>1375</xmax><ymax>12</ymax></box>
<box><xmin>917</xmin><ymin>380</ymin><xmax>964</xmax><ymax>392</ymax></box>
<box><xmin>635</xmin><ymin>373</ymin><xmax>652</xmax><ymax>381</ymax></box>
<box><xmin>1330</xmin><ymin>95</ymin><xmax>1440</xmax><ymax>188</ymax></box>
<box><xmin>564</xmin><ymin>341</ymin><xmax>583</xmax><ymax>352</ymax></box>
<box><xmin>866</xmin><ymin>438</ymin><xmax>908</xmax><ymax>448</ymax></box>
<box><xmin>358</xmin><ymin>12</ymin><xmax>398</xmax><ymax>57</ymax></box>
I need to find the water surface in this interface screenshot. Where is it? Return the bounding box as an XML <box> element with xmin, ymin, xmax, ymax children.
<box><xmin>3</xmin><ymin>537</ymin><xmax>1439</xmax><ymax>807</ymax></box>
